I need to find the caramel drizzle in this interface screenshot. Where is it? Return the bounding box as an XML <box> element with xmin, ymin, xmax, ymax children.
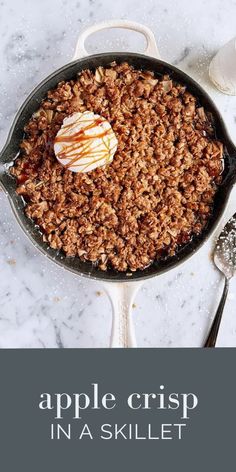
<box><xmin>55</xmin><ymin>115</ymin><xmax>116</xmax><ymax>170</ymax></box>
<box><xmin>69</xmin><ymin>143</ymin><xmax>117</xmax><ymax>171</ymax></box>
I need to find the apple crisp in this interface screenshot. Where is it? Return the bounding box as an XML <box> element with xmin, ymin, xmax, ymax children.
<box><xmin>11</xmin><ymin>62</ymin><xmax>223</xmax><ymax>272</ymax></box>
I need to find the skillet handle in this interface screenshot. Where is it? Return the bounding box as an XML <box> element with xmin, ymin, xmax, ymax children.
<box><xmin>104</xmin><ymin>281</ymin><xmax>143</xmax><ymax>348</ymax></box>
<box><xmin>0</xmin><ymin>144</ymin><xmax>9</xmax><ymax>194</ymax></box>
<box><xmin>72</xmin><ymin>20</ymin><xmax>161</xmax><ymax>60</ymax></box>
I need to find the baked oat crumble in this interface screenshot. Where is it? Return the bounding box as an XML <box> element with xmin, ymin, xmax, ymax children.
<box><xmin>11</xmin><ymin>62</ymin><xmax>223</xmax><ymax>272</ymax></box>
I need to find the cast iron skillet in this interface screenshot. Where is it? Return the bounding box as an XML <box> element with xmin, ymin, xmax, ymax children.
<box><xmin>1</xmin><ymin>20</ymin><xmax>236</xmax><ymax>347</ymax></box>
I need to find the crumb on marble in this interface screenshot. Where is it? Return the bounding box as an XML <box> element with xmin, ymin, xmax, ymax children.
<box><xmin>7</xmin><ymin>258</ymin><xmax>16</xmax><ymax>266</ymax></box>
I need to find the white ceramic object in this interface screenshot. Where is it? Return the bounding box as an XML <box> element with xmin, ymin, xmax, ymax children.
<box><xmin>72</xmin><ymin>20</ymin><xmax>236</xmax><ymax>348</ymax></box>
<box><xmin>209</xmin><ymin>37</ymin><xmax>236</xmax><ymax>95</ymax></box>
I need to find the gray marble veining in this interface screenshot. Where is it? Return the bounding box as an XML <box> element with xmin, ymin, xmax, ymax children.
<box><xmin>0</xmin><ymin>0</ymin><xmax>236</xmax><ymax>347</ymax></box>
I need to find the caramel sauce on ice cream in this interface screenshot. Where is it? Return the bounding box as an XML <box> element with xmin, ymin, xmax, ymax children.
<box><xmin>54</xmin><ymin>111</ymin><xmax>118</xmax><ymax>173</ymax></box>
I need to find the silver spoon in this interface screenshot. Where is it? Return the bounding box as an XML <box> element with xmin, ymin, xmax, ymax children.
<box><xmin>204</xmin><ymin>214</ymin><xmax>236</xmax><ymax>347</ymax></box>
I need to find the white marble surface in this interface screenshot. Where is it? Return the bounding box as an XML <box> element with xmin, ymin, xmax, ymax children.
<box><xmin>0</xmin><ymin>0</ymin><xmax>236</xmax><ymax>348</ymax></box>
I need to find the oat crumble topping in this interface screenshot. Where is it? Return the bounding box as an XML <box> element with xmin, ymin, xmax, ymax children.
<box><xmin>11</xmin><ymin>62</ymin><xmax>223</xmax><ymax>272</ymax></box>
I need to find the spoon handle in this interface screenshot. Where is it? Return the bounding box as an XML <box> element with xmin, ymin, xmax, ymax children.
<box><xmin>204</xmin><ymin>277</ymin><xmax>230</xmax><ymax>347</ymax></box>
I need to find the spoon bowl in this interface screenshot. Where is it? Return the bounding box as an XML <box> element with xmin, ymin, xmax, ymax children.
<box><xmin>214</xmin><ymin>215</ymin><xmax>236</xmax><ymax>279</ymax></box>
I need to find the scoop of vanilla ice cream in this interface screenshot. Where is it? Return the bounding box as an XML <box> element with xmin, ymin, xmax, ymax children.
<box><xmin>54</xmin><ymin>111</ymin><xmax>118</xmax><ymax>173</ymax></box>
